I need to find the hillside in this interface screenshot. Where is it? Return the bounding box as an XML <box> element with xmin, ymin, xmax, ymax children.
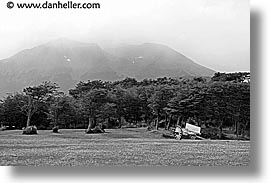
<box><xmin>0</xmin><ymin>39</ymin><xmax>215</xmax><ymax>97</ymax></box>
<box><xmin>112</xmin><ymin>43</ymin><xmax>214</xmax><ymax>79</ymax></box>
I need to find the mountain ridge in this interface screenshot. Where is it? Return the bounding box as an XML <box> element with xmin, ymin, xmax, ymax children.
<box><xmin>0</xmin><ymin>38</ymin><xmax>215</xmax><ymax>97</ymax></box>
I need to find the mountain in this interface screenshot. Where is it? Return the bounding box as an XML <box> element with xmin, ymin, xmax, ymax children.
<box><xmin>111</xmin><ymin>43</ymin><xmax>214</xmax><ymax>79</ymax></box>
<box><xmin>0</xmin><ymin>39</ymin><xmax>215</xmax><ymax>97</ymax></box>
<box><xmin>0</xmin><ymin>38</ymin><xmax>122</xmax><ymax>97</ymax></box>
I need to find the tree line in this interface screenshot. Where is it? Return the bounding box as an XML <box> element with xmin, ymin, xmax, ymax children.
<box><xmin>0</xmin><ymin>72</ymin><xmax>250</xmax><ymax>139</ymax></box>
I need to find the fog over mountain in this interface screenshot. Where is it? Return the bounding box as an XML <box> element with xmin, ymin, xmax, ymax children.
<box><xmin>0</xmin><ymin>38</ymin><xmax>215</xmax><ymax>97</ymax></box>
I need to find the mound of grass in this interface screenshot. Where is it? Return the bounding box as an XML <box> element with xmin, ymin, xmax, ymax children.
<box><xmin>0</xmin><ymin>126</ymin><xmax>7</xmax><ymax>131</ymax></box>
<box><xmin>52</xmin><ymin>126</ymin><xmax>59</xmax><ymax>133</ymax></box>
<box><xmin>22</xmin><ymin>126</ymin><xmax>38</xmax><ymax>135</ymax></box>
<box><xmin>86</xmin><ymin>126</ymin><xmax>105</xmax><ymax>134</ymax></box>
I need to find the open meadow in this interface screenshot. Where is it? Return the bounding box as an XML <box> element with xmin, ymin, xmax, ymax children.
<box><xmin>0</xmin><ymin>128</ymin><xmax>250</xmax><ymax>166</ymax></box>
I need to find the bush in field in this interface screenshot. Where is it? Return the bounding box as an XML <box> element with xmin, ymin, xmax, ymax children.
<box><xmin>52</xmin><ymin>126</ymin><xmax>59</xmax><ymax>133</ymax></box>
<box><xmin>22</xmin><ymin>126</ymin><xmax>38</xmax><ymax>135</ymax></box>
<box><xmin>86</xmin><ymin>126</ymin><xmax>105</xmax><ymax>134</ymax></box>
<box><xmin>0</xmin><ymin>126</ymin><xmax>7</xmax><ymax>131</ymax></box>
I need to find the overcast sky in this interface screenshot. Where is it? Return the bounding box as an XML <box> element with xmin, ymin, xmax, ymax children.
<box><xmin>0</xmin><ymin>0</ymin><xmax>249</xmax><ymax>72</ymax></box>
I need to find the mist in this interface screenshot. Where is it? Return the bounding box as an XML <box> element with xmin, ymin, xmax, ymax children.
<box><xmin>0</xmin><ymin>0</ymin><xmax>249</xmax><ymax>72</ymax></box>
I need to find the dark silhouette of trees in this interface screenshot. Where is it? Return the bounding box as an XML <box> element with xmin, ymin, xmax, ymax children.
<box><xmin>0</xmin><ymin>72</ymin><xmax>250</xmax><ymax>139</ymax></box>
<box><xmin>20</xmin><ymin>81</ymin><xmax>59</xmax><ymax>127</ymax></box>
<box><xmin>148</xmin><ymin>86</ymin><xmax>176</xmax><ymax>130</ymax></box>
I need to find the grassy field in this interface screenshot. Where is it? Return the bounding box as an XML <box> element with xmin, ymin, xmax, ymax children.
<box><xmin>0</xmin><ymin>128</ymin><xmax>250</xmax><ymax>166</ymax></box>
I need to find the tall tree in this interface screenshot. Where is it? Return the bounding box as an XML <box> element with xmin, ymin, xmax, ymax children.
<box><xmin>109</xmin><ymin>87</ymin><xmax>129</xmax><ymax>127</ymax></box>
<box><xmin>81</xmin><ymin>89</ymin><xmax>109</xmax><ymax>132</ymax></box>
<box><xmin>0</xmin><ymin>93</ymin><xmax>26</xmax><ymax>129</ymax></box>
<box><xmin>148</xmin><ymin>85</ymin><xmax>175</xmax><ymax>130</ymax></box>
<box><xmin>44</xmin><ymin>92</ymin><xmax>67</xmax><ymax>131</ymax></box>
<box><xmin>20</xmin><ymin>81</ymin><xmax>59</xmax><ymax>127</ymax></box>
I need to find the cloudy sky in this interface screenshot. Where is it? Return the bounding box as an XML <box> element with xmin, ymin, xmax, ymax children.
<box><xmin>0</xmin><ymin>0</ymin><xmax>249</xmax><ymax>72</ymax></box>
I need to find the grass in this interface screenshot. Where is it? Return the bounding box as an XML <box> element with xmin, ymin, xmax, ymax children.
<box><xmin>0</xmin><ymin>128</ymin><xmax>250</xmax><ymax>166</ymax></box>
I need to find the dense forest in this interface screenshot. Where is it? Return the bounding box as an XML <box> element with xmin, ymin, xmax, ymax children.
<box><xmin>0</xmin><ymin>72</ymin><xmax>250</xmax><ymax>139</ymax></box>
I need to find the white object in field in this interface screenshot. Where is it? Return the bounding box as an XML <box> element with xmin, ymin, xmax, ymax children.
<box><xmin>174</xmin><ymin>126</ymin><xmax>182</xmax><ymax>140</ymax></box>
<box><xmin>182</xmin><ymin>127</ymin><xmax>189</xmax><ymax>136</ymax></box>
<box><xmin>185</xmin><ymin>123</ymin><xmax>201</xmax><ymax>135</ymax></box>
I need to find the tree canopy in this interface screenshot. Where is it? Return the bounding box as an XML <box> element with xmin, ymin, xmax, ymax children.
<box><xmin>0</xmin><ymin>73</ymin><xmax>250</xmax><ymax>139</ymax></box>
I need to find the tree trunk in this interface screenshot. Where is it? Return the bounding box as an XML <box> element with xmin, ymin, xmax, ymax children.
<box><xmin>235</xmin><ymin>119</ymin><xmax>239</xmax><ymax>138</ymax></box>
<box><xmin>26</xmin><ymin>113</ymin><xmax>31</xmax><ymax>127</ymax></box>
<box><xmin>179</xmin><ymin>116</ymin><xmax>183</xmax><ymax>127</ymax></box>
<box><xmin>219</xmin><ymin>126</ymin><xmax>223</xmax><ymax>139</ymax></box>
<box><xmin>155</xmin><ymin>112</ymin><xmax>159</xmax><ymax>130</ymax></box>
<box><xmin>53</xmin><ymin>117</ymin><xmax>58</xmax><ymax>132</ymax></box>
<box><xmin>165</xmin><ymin>113</ymin><xmax>168</xmax><ymax>130</ymax></box>
<box><xmin>166</xmin><ymin>114</ymin><xmax>172</xmax><ymax>130</ymax></box>
<box><xmin>120</xmin><ymin>116</ymin><xmax>125</xmax><ymax>128</ymax></box>
<box><xmin>176</xmin><ymin>115</ymin><xmax>181</xmax><ymax>126</ymax></box>
<box><xmin>94</xmin><ymin>116</ymin><xmax>97</xmax><ymax>127</ymax></box>
<box><xmin>119</xmin><ymin>116</ymin><xmax>122</xmax><ymax>128</ymax></box>
<box><xmin>53</xmin><ymin>107</ymin><xmax>58</xmax><ymax>128</ymax></box>
<box><xmin>26</xmin><ymin>95</ymin><xmax>32</xmax><ymax>127</ymax></box>
<box><xmin>87</xmin><ymin>117</ymin><xmax>93</xmax><ymax>131</ymax></box>
<box><xmin>219</xmin><ymin>120</ymin><xmax>223</xmax><ymax>139</ymax></box>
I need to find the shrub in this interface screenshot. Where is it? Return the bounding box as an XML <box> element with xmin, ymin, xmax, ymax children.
<box><xmin>0</xmin><ymin>126</ymin><xmax>7</xmax><ymax>131</ymax></box>
<box><xmin>52</xmin><ymin>126</ymin><xmax>59</xmax><ymax>133</ymax></box>
<box><xmin>22</xmin><ymin>126</ymin><xmax>38</xmax><ymax>135</ymax></box>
